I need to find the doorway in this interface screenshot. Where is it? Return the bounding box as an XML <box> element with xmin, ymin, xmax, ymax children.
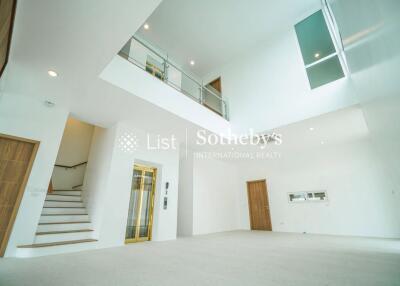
<box><xmin>247</xmin><ymin>179</ymin><xmax>272</xmax><ymax>231</ymax></box>
<box><xmin>207</xmin><ymin>77</ymin><xmax>222</xmax><ymax>93</ymax></box>
<box><xmin>125</xmin><ymin>164</ymin><xmax>157</xmax><ymax>243</ymax></box>
<box><xmin>0</xmin><ymin>134</ymin><xmax>39</xmax><ymax>256</ymax></box>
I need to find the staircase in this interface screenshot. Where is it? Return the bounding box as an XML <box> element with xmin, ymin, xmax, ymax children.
<box><xmin>17</xmin><ymin>189</ymin><xmax>97</xmax><ymax>257</ymax></box>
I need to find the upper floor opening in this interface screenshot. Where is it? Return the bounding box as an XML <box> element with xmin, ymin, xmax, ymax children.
<box><xmin>119</xmin><ymin>37</ymin><xmax>228</xmax><ymax>119</ymax></box>
<box><xmin>115</xmin><ymin>0</ymin><xmax>356</xmax><ymax>134</ymax></box>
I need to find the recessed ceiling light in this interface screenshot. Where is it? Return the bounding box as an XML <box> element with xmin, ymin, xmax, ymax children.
<box><xmin>309</xmin><ymin>127</ymin><xmax>315</xmax><ymax>131</ymax></box>
<box><xmin>144</xmin><ymin>23</ymin><xmax>150</xmax><ymax>30</ymax></box>
<box><xmin>314</xmin><ymin>53</ymin><xmax>320</xmax><ymax>59</ymax></box>
<box><xmin>190</xmin><ymin>60</ymin><xmax>195</xmax><ymax>66</ymax></box>
<box><xmin>320</xmin><ymin>141</ymin><xmax>325</xmax><ymax>145</ymax></box>
<box><xmin>48</xmin><ymin>70</ymin><xmax>58</xmax><ymax>77</ymax></box>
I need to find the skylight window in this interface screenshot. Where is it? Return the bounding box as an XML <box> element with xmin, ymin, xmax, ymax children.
<box><xmin>295</xmin><ymin>8</ymin><xmax>346</xmax><ymax>89</ymax></box>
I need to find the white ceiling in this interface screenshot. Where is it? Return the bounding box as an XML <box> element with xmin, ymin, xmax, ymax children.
<box><xmin>2</xmin><ymin>0</ymin><xmax>204</xmax><ymax>139</ymax></box>
<box><xmin>3</xmin><ymin>0</ymin><xmax>369</xmax><ymax>156</ymax></box>
<box><xmin>193</xmin><ymin>105</ymin><xmax>369</xmax><ymax>157</ymax></box>
<box><xmin>137</xmin><ymin>0</ymin><xmax>321</xmax><ymax>77</ymax></box>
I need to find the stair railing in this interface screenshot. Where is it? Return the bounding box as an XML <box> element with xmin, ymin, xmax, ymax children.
<box><xmin>54</xmin><ymin>161</ymin><xmax>87</xmax><ymax>170</ymax></box>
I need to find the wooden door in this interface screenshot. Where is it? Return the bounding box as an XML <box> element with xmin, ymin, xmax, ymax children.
<box><xmin>208</xmin><ymin>77</ymin><xmax>222</xmax><ymax>93</ymax></box>
<box><xmin>0</xmin><ymin>134</ymin><xmax>39</xmax><ymax>256</ymax></box>
<box><xmin>0</xmin><ymin>0</ymin><xmax>17</xmax><ymax>78</ymax></box>
<box><xmin>247</xmin><ymin>179</ymin><xmax>272</xmax><ymax>231</ymax></box>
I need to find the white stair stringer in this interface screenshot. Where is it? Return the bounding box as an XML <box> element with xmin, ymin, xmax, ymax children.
<box><xmin>16</xmin><ymin>239</ymin><xmax>98</xmax><ymax>258</ymax></box>
<box><xmin>16</xmin><ymin>190</ymin><xmax>98</xmax><ymax>257</ymax></box>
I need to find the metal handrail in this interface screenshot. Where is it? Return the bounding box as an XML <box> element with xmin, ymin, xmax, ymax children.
<box><xmin>132</xmin><ymin>36</ymin><xmax>166</xmax><ymax>64</ymax></box>
<box><xmin>54</xmin><ymin>162</ymin><xmax>87</xmax><ymax>169</ymax></box>
<box><xmin>131</xmin><ymin>36</ymin><xmax>224</xmax><ymax>102</ymax></box>
<box><xmin>133</xmin><ymin>36</ymin><xmax>201</xmax><ymax>87</ymax></box>
<box><xmin>202</xmin><ymin>85</ymin><xmax>222</xmax><ymax>101</ymax></box>
<box><xmin>121</xmin><ymin>36</ymin><xmax>229</xmax><ymax>119</ymax></box>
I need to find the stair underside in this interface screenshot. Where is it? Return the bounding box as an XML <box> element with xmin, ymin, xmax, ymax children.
<box><xmin>36</xmin><ymin>229</ymin><xmax>93</xmax><ymax>235</ymax></box>
<box><xmin>18</xmin><ymin>239</ymin><xmax>97</xmax><ymax>248</ymax></box>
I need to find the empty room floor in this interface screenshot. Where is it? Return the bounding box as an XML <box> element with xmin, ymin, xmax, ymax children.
<box><xmin>1</xmin><ymin>231</ymin><xmax>399</xmax><ymax>286</ymax></box>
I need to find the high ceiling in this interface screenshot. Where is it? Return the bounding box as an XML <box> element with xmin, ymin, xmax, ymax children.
<box><xmin>2</xmin><ymin>0</ymin><xmax>375</xmax><ymax>168</ymax></box>
<box><xmin>3</xmin><ymin>0</ymin><xmax>366</xmax><ymax>149</ymax></box>
<box><xmin>2</xmin><ymin>0</ymin><xmax>239</xmax><ymax>147</ymax></box>
<box><xmin>137</xmin><ymin>0</ymin><xmax>320</xmax><ymax>77</ymax></box>
<box><xmin>193</xmin><ymin>105</ymin><xmax>369</xmax><ymax>159</ymax></box>
<box><xmin>2</xmin><ymin>0</ymin><xmax>197</xmax><ymax>137</ymax></box>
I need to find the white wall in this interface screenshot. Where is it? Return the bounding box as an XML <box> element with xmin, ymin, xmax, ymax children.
<box><xmin>83</xmin><ymin>126</ymin><xmax>116</xmax><ymax>237</ymax></box>
<box><xmin>237</xmin><ymin>139</ymin><xmax>400</xmax><ymax>238</ymax></box>
<box><xmin>200</xmin><ymin>0</ymin><xmax>400</xmax><ymax>239</ymax></box>
<box><xmin>177</xmin><ymin>152</ymin><xmax>241</xmax><ymax>236</ymax></box>
<box><xmin>52</xmin><ymin>117</ymin><xmax>94</xmax><ymax>190</ymax></box>
<box><xmin>177</xmin><ymin>148</ymin><xmax>194</xmax><ymax>236</ymax></box>
<box><xmin>84</xmin><ymin>121</ymin><xmax>180</xmax><ymax>248</ymax></box>
<box><xmin>329</xmin><ymin>0</ymin><xmax>400</xmax><ymax>195</ymax></box>
<box><xmin>192</xmin><ymin>157</ymin><xmax>240</xmax><ymax>235</ymax></box>
<box><xmin>0</xmin><ymin>92</ymin><xmax>68</xmax><ymax>256</ymax></box>
<box><xmin>100</xmin><ymin>56</ymin><xmax>230</xmax><ymax>136</ymax></box>
<box><xmin>204</xmin><ymin>26</ymin><xmax>359</xmax><ymax>133</ymax></box>
<box><xmin>55</xmin><ymin>118</ymin><xmax>94</xmax><ymax>165</ymax></box>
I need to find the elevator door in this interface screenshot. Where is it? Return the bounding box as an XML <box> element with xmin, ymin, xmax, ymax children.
<box><xmin>125</xmin><ymin>165</ymin><xmax>157</xmax><ymax>243</ymax></box>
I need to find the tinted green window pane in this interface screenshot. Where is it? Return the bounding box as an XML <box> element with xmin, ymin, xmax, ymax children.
<box><xmin>306</xmin><ymin>56</ymin><xmax>345</xmax><ymax>89</ymax></box>
<box><xmin>295</xmin><ymin>10</ymin><xmax>336</xmax><ymax>65</ymax></box>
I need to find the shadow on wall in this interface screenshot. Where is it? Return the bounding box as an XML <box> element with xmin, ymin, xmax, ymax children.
<box><xmin>51</xmin><ymin>117</ymin><xmax>95</xmax><ymax>191</ymax></box>
<box><xmin>330</xmin><ymin>0</ymin><xmax>400</xmax><ymax>188</ymax></box>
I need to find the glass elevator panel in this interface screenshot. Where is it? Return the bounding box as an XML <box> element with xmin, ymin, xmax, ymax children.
<box><xmin>125</xmin><ymin>165</ymin><xmax>157</xmax><ymax>243</ymax></box>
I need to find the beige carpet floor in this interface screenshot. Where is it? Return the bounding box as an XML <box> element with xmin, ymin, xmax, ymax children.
<box><xmin>1</xmin><ymin>231</ymin><xmax>399</xmax><ymax>286</ymax></box>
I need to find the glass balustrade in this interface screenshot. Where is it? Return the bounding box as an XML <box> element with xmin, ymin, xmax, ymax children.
<box><xmin>119</xmin><ymin>36</ymin><xmax>229</xmax><ymax>120</ymax></box>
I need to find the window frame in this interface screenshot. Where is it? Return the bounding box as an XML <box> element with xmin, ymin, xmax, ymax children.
<box><xmin>321</xmin><ymin>0</ymin><xmax>349</xmax><ymax>75</ymax></box>
<box><xmin>295</xmin><ymin>1</ymin><xmax>349</xmax><ymax>89</ymax></box>
<box><xmin>288</xmin><ymin>191</ymin><xmax>329</xmax><ymax>203</ymax></box>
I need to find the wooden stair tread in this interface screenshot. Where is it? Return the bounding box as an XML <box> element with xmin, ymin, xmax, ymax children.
<box><xmin>36</xmin><ymin>229</ymin><xmax>93</xmax><ymax>235</ymax></box>
<box><xmin>18</xmin><ymin>239</ymin><xmax>97</xmax><ymax>248</ymax></box>
<box><xmin>39</xmin><ymin>221</ymin><xmax>91</xmax><ymax>225</ymax></box>
<box><xmin>45</xmin><ymin>200</ymin><xmax>83</xmax><ymax>203</ymax></box>
<box><xmin>47</xmin><ymin>194</ymin><xmax>81</xmax><ymax>197</ymax></box>
<box><xmin>41</xmin><ymin>213</ymin><xmax>88</xmax><ymax>216</ymax></box>
<box><xmin>43</xmin><ymin>206</ymin><xmax>85</xmax><ymax>209</ymax></box>
<box><xmin>52</xmin><ymin>189</ymin><xmax>82</xmax><ymax>191</ymax></box>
